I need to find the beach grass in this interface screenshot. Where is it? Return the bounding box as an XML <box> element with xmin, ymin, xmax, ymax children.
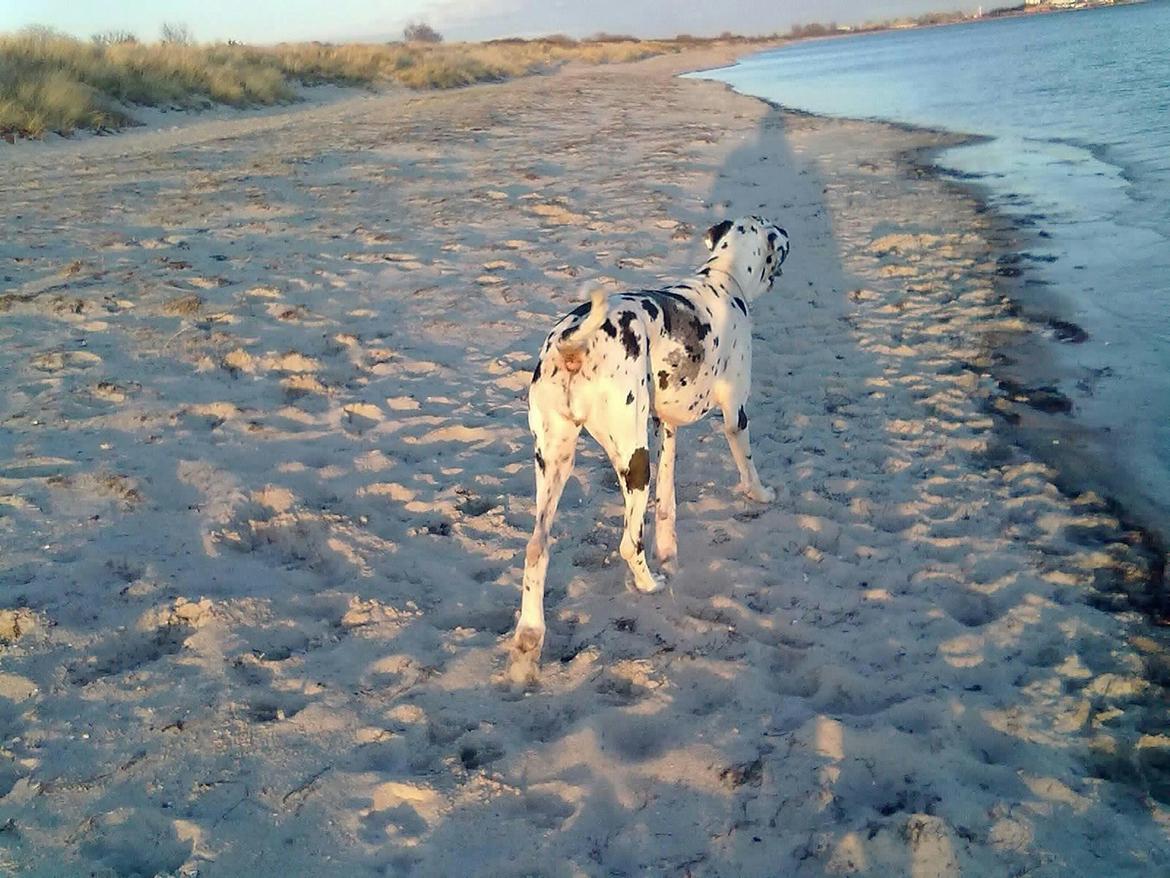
<box><xmin>0</xmin><ymin>28</ymin><xmax>753</xmax><ymax>139</ymax></box>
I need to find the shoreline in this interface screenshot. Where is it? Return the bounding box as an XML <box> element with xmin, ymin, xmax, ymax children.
<box><xmin>899</xmin><ymin>131</ymin><xmax>1170</xmax><ymax>622</ymax></box>
<box><xmin>3</xmin><ymin>47</ymin><xmax>1170</xmax><ymax>874</ymax></box>
<box><xmin>688</xmin><ymin>67</ymin><xmax>1170</xmax><ymax>861</ymax></box>
<box><xmin>696</xmin><ymin>61</ymin><xmax>1170</xmax><ymax>625</ymax></box>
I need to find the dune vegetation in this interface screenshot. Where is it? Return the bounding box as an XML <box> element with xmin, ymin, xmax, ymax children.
<box><xmin>0</xmin><ymin>26</ymin><xmax>759</xmax><ymax>140</ymax></box>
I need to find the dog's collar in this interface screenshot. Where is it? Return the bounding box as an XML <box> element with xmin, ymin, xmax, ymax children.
<box><xmin>704</xmin><ymin>267</ymin><xmax>747</xmax><ymax>300</ymax></box>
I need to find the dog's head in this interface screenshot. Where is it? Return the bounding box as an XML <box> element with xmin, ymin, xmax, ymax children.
<box><xmin>703</xmin><ymin>216</ymin><xmax>790</xmax><ymax>298</ymax></box>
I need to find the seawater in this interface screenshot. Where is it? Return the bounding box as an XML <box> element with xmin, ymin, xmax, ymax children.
<box><xmin>690</xmin><ymin>1</ymin><xmax>1170</xmax><ymax>538</ymax></box>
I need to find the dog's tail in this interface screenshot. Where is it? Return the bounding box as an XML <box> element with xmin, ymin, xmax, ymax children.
<box><xmin>555</xmin><ymin>285</ymin><xmax>608</xmax><ymax>374</ymax></box>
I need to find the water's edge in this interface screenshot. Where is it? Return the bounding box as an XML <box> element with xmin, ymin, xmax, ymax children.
<box><xmin>902</xmin><ymin>132</ymin><xmax>1169</xmax><ymax>621</ymax></box>
<box><xmin>713</xmin><ymin>84</ymin><xmax>1169</xmax><ymax>620</ymax></box>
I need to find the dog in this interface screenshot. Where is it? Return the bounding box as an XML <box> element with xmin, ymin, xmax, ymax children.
<box><xmin>512</xmin><ymin>216</ymin><xmax>790</xmax><ymax>668</ymax></box>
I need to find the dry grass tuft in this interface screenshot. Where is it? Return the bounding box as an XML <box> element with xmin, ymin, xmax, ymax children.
<box><xmin>0</xmin><ymin>27</ymin><xmax>773</xmax><ymax>140</ymax></box>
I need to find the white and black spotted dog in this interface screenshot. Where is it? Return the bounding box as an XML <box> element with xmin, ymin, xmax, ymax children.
<box><xmin>513</xmin><ymin>216</ymin><xmax>790</xmax><ymax>666</ymax></box>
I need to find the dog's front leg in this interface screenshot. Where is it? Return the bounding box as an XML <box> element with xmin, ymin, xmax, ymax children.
<box><xmin>721</xmin><ymin>403</ymin><xmax>774</xmax><ymax>503</ymax></box>
<box><xmin>654</xmin><ymin>422</ymin><xmax>678</xmax><ymax>569</ymax></box>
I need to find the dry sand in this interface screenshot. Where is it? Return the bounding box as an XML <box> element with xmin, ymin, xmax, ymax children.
<box><xmin>2</xmin><ymin>47</ymin><xmax>1170</xmax><ymax>876</ymax></box>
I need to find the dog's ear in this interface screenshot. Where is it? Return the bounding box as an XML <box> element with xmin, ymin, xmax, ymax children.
<box><xmin>704</xmin><ymin>220</ymin><xmax>733</xmax><ymax>252</ymax></box>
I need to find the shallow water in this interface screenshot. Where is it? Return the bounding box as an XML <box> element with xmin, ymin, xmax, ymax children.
<box><xmin>690</xmin><ymin>1</ymin><xmax>1170</xmax><ymax>537</ymax></box>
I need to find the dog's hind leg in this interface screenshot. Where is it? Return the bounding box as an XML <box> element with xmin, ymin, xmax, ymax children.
<box><xmin>720</xmin><ymin>401</ymin><xmax>775</xmax><ymax>503</ymax></box>
<box><xmin>654</xmin><ymin>422</ymin><xmax>678</xmax><ymax>570</ymax></box>
<box><xmin>588</xmin><ymin>390</ymin><xmax>661</xmax><ymax>594</ymax></box>
<box><xmin>513</xmin><ymin>407</ymin><xmax>580</xmax><ymax>668</ymax></box>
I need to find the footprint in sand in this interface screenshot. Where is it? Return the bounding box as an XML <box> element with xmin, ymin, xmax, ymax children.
<box><xmin>362</xmin><ymin>780</ymin><xmax>442</xmax><ymax>843</ymax></box>
<box><xmin>247</xmin><ymin>696</ymin><xmax>308</xmax><ymax>723</ymax></box>
<box><xmin>903</xmin><ymin>814</ymin><xmax>961</xmax><ymax>877</ymax></box>
<box><xmin>88</xmin><ymin>381</ymin><xmax>137</xmax><ymax>404</ymax></box>
<box><xmin>30</xmin><ymin>350</ymin><xmax>102</xmax><ymax>372</ymax></box>
<box><xmin>161</xmin><ymin>293</ymin><xmax>204</xmax><ymax>316</ymax></box>
<box><xmin>938</xmin><ymin>587</ymin><xmax>1003</xmax><ymax>628</ymax></box>
<box><xmin>177</xmin><ymin>401</ymin><xmax>242</xmax><ymax>432</ymax></box>
<box><xmin>517</xmin><ymin>789</ymin><xmax>576</xmax><ymax>831</ymax></box>
<box><xmin>77</xmin><ymin>812</ymin><xmax>190</xmax><ymax>878</ymax></box>
<box><xmin>67</xmin><ymin>625</ymin><xmax>189</xmax><ymax>686</ymax></box>
<box><xmin>385</xmin><ymin>253</ymin><xmax>425</xmax><ymax>271</ymax></box>
<box><xmin>343</xmin><ymin>402</ymin><xmax>384</xmax><ymax>433</ymax></box>
<box><xmin>529</xmin><ymin>203</ymin><xmax>588</xmax><ymax>226</ymax></box>
<box><xmin>188</xmin><ymin>276</ymin><xmax>229</xmax><ymax>289</ymax></box>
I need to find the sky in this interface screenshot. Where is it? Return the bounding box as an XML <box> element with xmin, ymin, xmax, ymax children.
<box><xmin>0</xmin><ymin>0</ymin><xmax>978</xmax><ymax>44</ymax></box>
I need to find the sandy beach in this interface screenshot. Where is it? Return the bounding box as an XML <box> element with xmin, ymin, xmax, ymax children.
<box><xmin>2</xmin><ymin>46</ymin><xmax>1170</xmax><ymax>876</ymax></box>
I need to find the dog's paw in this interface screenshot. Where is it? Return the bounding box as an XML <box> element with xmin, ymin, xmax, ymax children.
<box><xmin>508</xmin><ymin>625</ymin><xmax>545</xmax><ymax>686</ymax></box>
<box><xmin>631</xmin><ymin>571</ymin><xmax>663</xmax><ymax>594</ymax></box>
<box><xmin>512</xmin><ymin>624</ymin><xmax>545</xmax><ymax>657</ymax></box>
<box><xmin>751</xmin><ymin>485</ymin><xmax>776</xmax><ymax>503</ymax></box>
<box><xmin>736</xmin><ymin>481</ymin><xmax>775</xmax><ymax>503</ymax></box>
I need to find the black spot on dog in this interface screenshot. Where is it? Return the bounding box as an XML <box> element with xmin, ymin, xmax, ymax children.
<box><xmin>658</xmin><ymin>370</ymin><xmax>669</xmax><ymax>390</ymax></box>
<box><xmin>641</xmin><ymin>299</ymin><xmax>659</xmax><ymax>321</ymax></box>
<box><xmin>535</xmin><ymin>448</ymin><xmax>546</xmax><ymax>473</ymax></box>
<box><xmin>617</xmin><ymin>311</ymin><xmax>640</xmax><ymax>359</ymax></box>
<box><xmin>638</xmin><ymin>290</ymin><xmax>706</xmax><ymax>380</ymax></box>
<box><xmin>532</xmin><ymin>360</ymin><xmax>542</xmax><ymax>383</ymax></box>
<box><xmin>624</xmin><ymin>448</ymin><xmax>650</xmax><ymax>492</ymax></box>
<box><xmin>637</xmin><ymin>290</ymin><xmax>692</xmax><ymax>337</ymax></box>
<box><xmin>649</xmin><ymin>289</ymin><xmax>697</xmax><ymax>310</ymax></box>
<box><xmin>732</xmin><ymin>297</ymin><xmax>748</xmax><ymax>316</ymax></box>
<box><xmin>601</xmin><ymin>319</ymin><xmax>617</xmax><ymax>338</ymax></box>
<box><xmin>737</xmin><ymin>406</ymin><xmax>748</xmax><ymax>431</ymax></box>
<box><xmin>568</xmin><ymin>301</ymin><xmax>592</xmax><ymax>319</ymax></box>
<box><xmin>626</xmin><ymin>391</ymin><xmax>634</xmax><ymax>405</ymax></box>
<box><xmin>704</xmin><ymin>219</ymin><xmax>733</xmax><ymax>250</ymax></box>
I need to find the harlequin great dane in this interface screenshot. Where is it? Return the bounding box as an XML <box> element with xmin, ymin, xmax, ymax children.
<box><xmin>512</xmin><ymin>216</ymin><xmax>790</xmax><ymax>669</ymax></box>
